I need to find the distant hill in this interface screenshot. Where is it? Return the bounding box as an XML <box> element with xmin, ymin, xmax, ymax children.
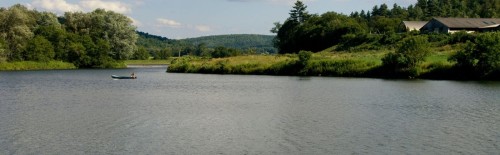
<box><xmin>136</xmin><ymin>31</ymin><xmax>172</xmax><ymax>50</ymax></box>
<box><xmin>181</xmin><ymin>34</ymin><xmax>277</xmax><ymax>54</ymax></box>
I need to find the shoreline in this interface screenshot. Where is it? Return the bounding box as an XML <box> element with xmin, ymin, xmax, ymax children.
<box><xmin>126</xmin><ymin>64</ymin><xmax>168</xmax><ymax>68</ymax></box>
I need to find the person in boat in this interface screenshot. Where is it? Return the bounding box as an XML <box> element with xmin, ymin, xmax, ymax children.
<box><xmin>131</xmin><ymin>72</ymin><xmax>136</xmax><ymax>78</ymax></box>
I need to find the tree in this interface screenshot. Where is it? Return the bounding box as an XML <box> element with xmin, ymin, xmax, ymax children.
<box><xmin>63</xmin><ymin>9</ymin><xmax>138</xmax><ymax>60</ymax></box>
<box><xmin>274</xmin><ymin>19</ymin><xmax>299</xmax><ymax>53</ymax></box>
<box><xmin>87</xmin><ymin>9</ymin><xmax>138</xmax><ymax>60</ymax></box>
<box><xmin>0</xmin><ymin>38</ymin><xmax>6</xmax><ymax>62</ymax></box>
<box><xmin>0</xmin><ymin>4</ymin><xmax>35</xmax><ymax>61</ymax></box>
<box><xmin>24</xmin><ymin>36</ymin><xmax>54</xmax><ymax>62</ymax></box>
<box><xmin>289</xmin><ymin>0</ymin><xmax>309</xmax><ymax>23</ymax></box>
<box><xmin>156</xmin><ymin>48</ymin><xmax>172</xmax><ymax>60</ymax></box>
<box><xmin>67</xmin><ymin>42</ymin><xmax>89</xmax><ymax>68</ymax></box>
<box><xmin>270</xmin><ymin>22</ymin><xmax>282</xmax><ymax>34</ymax></box>
<box><xmin>273</xmin><ymin>1</ymin><xmax>310</xmax><ymax>54</ymax></box>
<box><xmin>382</xmin><ymin>36</ymin><xmax>430</xmax><ymax>76</ymax></box>
<box><xmin>450</xmin><ymin>32</ymin><xmax>500</xmax><ymax>77</ymax></box>
<box><xmin>35</xmin><ymin>25</ymin><xmax>67</xmax><ymax>60</ymax></box>
<box><xmin>133</xmin><ymin>46</ymin><xmax>150</xmax><ymax>60</ymax></box>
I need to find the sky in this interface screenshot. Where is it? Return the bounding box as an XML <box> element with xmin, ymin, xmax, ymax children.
<box><xmin>0</xmin><ymin>0</ymin><xmax>417</xmax><ymax>39</ymax></box>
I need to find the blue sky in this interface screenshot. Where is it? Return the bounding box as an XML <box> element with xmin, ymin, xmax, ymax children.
<box><xmin>1</xmin><ymin>0</ymin><xmax>417</xmax><ymax>39</ymax></box>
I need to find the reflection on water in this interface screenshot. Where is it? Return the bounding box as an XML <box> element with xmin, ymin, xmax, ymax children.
<box><xmin>0</xmin><ymin>69</ymin><xmax>499</xmax><ymax>154</ymax></box>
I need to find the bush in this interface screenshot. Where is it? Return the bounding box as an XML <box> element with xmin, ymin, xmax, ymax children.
<box><xmin>448</xmin><ymin>31</ymin><xmax>476</xmax><ymax>44</ymax></box>
<box><xmin>25</xmin><ymin>36</ymin><xmax>55</xmax><ymax>62</ymax></box>
<box><xmin>450</xmin><ymin>32</ymin><xmax>500</xmax><ymax>78</ymax></box>
<box><xmin>382</xmin><ymin>35</ymin><xmax>430</xmax><ymax>77</ymax></box>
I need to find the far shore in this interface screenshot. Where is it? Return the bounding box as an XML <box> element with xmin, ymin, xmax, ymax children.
<box><xmin>126</xmin><ymin>64</ymin><xmax>168</xmax><ymax>68</ymax></box>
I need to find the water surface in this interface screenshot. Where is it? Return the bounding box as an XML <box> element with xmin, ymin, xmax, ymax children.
<box><xmin>0</xmin><ymin>68</ymin><xmax>499</xmax><ymax>154</ymax></box>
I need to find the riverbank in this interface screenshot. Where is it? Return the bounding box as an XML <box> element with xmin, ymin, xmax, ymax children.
<box><xmin>124</xmin><ymin>59</ymin><xmax>172</xmax><ymax>65</ymax></box>
<box><xmin>167</xmin><ymin>49</ymin><xmax>466</xmax><ymax>80</ymax></box>
<box><xmin>0</xmin><ymin>60</ymin><xmax>173</xmax><ymax>71</ymax></box>
<box><xmin>0</xmin><ymin>61</ymin><xmax>77</xmax><ymax>71</ymax></box>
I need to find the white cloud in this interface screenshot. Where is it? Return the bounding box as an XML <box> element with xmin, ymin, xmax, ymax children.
<box><xmin>80</xmin><ymin>0</ymin><xmax>131</xmax><ymax>14</ymax></box>
<box><xmin>30</xmin><ymin>0</ymin><xmax>131</xmax><ymax>14</ymax></box>
<box><xmin>31</xmin><ymin>0</ymin><xmax>82</xmax><ymax>13</ymax></box>
<box><xmin>226</xmin><ymin>0</ymin><xmax>316</xmax><ymax>5</ymax></box>
<box><xmin>156</xmin><ymin>18</ymin><xmax>182</xmax><ymax>27</ymax></box>
<box><xmin>194</xmin><ymin>25</ymin><xmax>212</xmax><ymax>32</ymax></box>
<box><xmin>129</xmin><ymin>17</ymin><xmax>141</xmax><ymax>27</ymax></box>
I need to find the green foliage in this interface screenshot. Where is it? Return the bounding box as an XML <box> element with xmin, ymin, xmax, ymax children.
<box><xmin>303</xmin><ymin>59</ymin><xmax>374</xmax><ymax>76</ymax></box>
<box><xmin>289</xmin><ymin>0</ymin><xmax>310</xmax><ymax>23</ymax></box>
<box><xmin>382</xmin><ymin>36</ymin><xmax>430</xmax><ymax>76</ymax></box>
<box><xmin>212</xmin><ymin>46</ymin><xmax>240</xmax><ymax>58</ymax></box>
<box><xmin>0</xmin><ymin>61</ymin><xmax>76</xmax><ymax>70</ymax></box>
<box><xmin>448</xmin><ymin>31</ymin><xmax>476</xmax><ymax>44</ymax></box>
<box><xmin>275</xmin><ymin>10</ymin><xmax>366</xmax><ymax>53</ymax></box>
<box><xmin>35</xmin><ymin>25</ymin><xmax>68</xmax><ymax>60</ymax></box>
<box><xmin>181</xmin><ymin>34</ymin><xmax>277</xmax><ymax>54</ymax></box>
<box><xmin>133</xmin><ymin>46</ymin><xmax>150</xmax><ymax>60</ymax></box>
<box><xmin>155</xmin><ymin>48</ymin><xmax>172</xmax><ymax>60</ymax></box>
<box><xmin>450</xmin><ymin>32</ymin><xmax>500</xmax><ymax>78</ymax></box>
<box><xmin>0</xmin><ymin>4</ymin><xmax>138</xmax><ymax>69</ymax></box>
<box><xmin>25</xmin><ymin>36</ymin><xmax>54</xmax><ymax>62</ymax></box>
<box><xmin>0</xmin><ymin>39</ymin><xmax>6</xmax><ymax>62</ymax></box>
<box><xmin>0</xmin><ymin>4</ymin><xmax>36</xmax><ymax>61</ymax></box>
<box><xmin>297</xmin><ymin>50</ymin><xmax>312</xmax><ymax>67</ymax></box>
<box><xmin>273</xmin><ymin>0</ymin><xmax>500</xmax><ymax>54</ymax></box>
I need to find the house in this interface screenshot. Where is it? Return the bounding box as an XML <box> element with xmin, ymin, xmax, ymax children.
<box><xmin>402</xmin><ymin>21</ymin><xmax>428</xmax><ymax>32</ymax></box>
<box><xmin>420</xmin><ymin>18</ymin><xmax>500</xmax><ymax>33</ymax></box>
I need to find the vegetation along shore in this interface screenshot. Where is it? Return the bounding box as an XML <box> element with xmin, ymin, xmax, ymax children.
<box><xmin>169</xmin><ymin>0</ymin><xmax>500</xmax><ymax>80</ymax></box>
<box><xmin>2</xmin><ymin>0</ymin><xmax>500</xmax><ymax>80</ymax></box>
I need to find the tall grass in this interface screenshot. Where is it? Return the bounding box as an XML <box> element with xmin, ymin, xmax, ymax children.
<box><xmin>168</xmin><ymin>48</ymin><xmax>462</xmax><ymax>79</ymax></box>
<box><xmin>0</xmin><ymin>61</ymin><xmax>76</xmax><ymax>71</ymax></box>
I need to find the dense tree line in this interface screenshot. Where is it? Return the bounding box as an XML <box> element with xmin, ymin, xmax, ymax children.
<box><xmin>273</xmin><ymin>0</ymin><xmax>500</xmax><ymax>54</ymax></box>
<box><xmin>181</xmin><ymin>34</ymin><xmax>277</xmax><ymax>54</ymax></box>
<box><xmin>135</xmin><ymin>33</ymin><xmax>277</xmax><ymax>60</ymax></box>
<box><xmin>0</xmin><ymin>4</ymin><xmax>137</xmax><ymax>68</ymax></box>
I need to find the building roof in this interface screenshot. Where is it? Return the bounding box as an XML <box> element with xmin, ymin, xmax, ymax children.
<box><xmin>434</xmin><ymin>18</ymin><xmax>500</xmax><ymax>29</ymax></box>
<box><xmin>402</xmin><ymin>21</ymin><xmax>428</xmax><ymax>30</ymax></box>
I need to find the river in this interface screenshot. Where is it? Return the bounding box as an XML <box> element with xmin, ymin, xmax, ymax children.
<box><xmin>0</xmin><ymin>68</ymin><xmax>499</xmax><ymax>154</ymax></box>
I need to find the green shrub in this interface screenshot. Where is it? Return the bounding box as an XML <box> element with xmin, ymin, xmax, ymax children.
<box><xmin>382</xmin><ymin>35</ymin><xmax>430</xmax><ymax>77</ymax></box>
<box><xmin>450</xmin><ymin>32</ymin><xmax>500</xmax><ymax>78</ymax></box>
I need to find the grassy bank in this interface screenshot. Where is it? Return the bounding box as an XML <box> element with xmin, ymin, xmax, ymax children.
<box><xmin>0</xmin><ymin>61</ymin><xmax>77</xmax><ymax>71</ymax></box>
<box><xmin>168</xmin><ymin>51</ymin><xmax>388</xmax><ymax>76</ymax></box>
<box><xmin>168</xmin><ymin>49</ymin><xmax>459</xmax><ymax>79</ymax></box>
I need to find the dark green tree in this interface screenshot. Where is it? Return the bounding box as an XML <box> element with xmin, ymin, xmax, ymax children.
<box><xmin>382</xmin><ymin>36</ymin><xmax>430</xmax><ymax>76</ymax></box>
<box><xmin>24</xmin><ymin>36</ymin><xmax>54</xmax><ymax>62</ymax></box>
<box><xmin>450</xmin><ymin>32</ymin><xmax>500</xmax><ymax>77</ymax></box>
<box><xmin>0</xmin><ymin>38</ymin><xmax>6</xmax><ymax>62</ymax></box>
<box><xmin>133</xmin><ymin>46</ymin><xmax>150</xmax><ymax>60</ymax></box>
<box><xmin>289</xmin><ymin>0</ymin><xmax>309</xmax><ymax>23</ymax></box>
<box><xmin>0</xmin><ymin>4</ymin><xmax>36</xmax><ymax>61</ymax></box>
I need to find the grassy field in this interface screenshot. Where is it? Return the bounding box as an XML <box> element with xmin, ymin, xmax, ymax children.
<box><xmin>0</xmin><ymin>61</ymin><xmax>76</xmax><ymax>71</ymax></box>
<box><xmin>168</xmin><ymin>48</ymin><xmax>458</xmax><ymax>79</ymax></box>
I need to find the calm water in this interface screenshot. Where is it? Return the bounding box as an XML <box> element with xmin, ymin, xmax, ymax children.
<box><xmin>0</xmin><ymin>68</ymin><xmax>499</xmax><ymax>154</ymax></box>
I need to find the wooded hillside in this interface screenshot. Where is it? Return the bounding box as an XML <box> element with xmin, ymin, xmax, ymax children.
<box><xmin>181</xmin><ymin>34</ymin><xmax>277</xmax><ymax>54</ymax></box>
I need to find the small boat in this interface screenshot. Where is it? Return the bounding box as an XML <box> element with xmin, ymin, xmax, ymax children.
<box><xmin>111</xmin><ymin>75</ymin><xmax>137</xmax><ymax>79</ymax></box>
